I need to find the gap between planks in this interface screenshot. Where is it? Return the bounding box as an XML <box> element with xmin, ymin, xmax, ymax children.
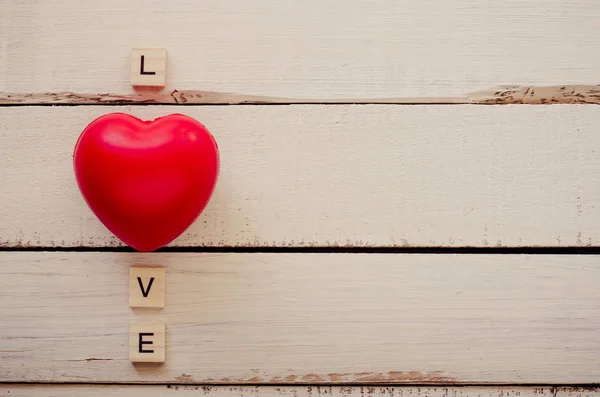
<box><xmin>1</xmin><ymin>85</ymin><xmax>599</xmax><ymax>105</ymax></box>
<box><xmin>2</xmin><ymin>246</ymin><xmax>600</xmax><ymax>254</ymax></box>
<box><xmin>2</xmin><ymin>385</ymin><xmax>600</xmax><ymax>397</ymax></box>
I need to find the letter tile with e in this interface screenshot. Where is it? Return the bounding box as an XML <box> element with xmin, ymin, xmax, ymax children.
<box><xmin>129</xmin><ymin>322</ymin><xmax>166</xmax><ymax>363</ymax></box>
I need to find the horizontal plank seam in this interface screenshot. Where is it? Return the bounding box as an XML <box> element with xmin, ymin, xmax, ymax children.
<box><xmin>1</xmin><ymin>382</ymin><xmax>599</xmax><ymax>388</ymax></box>
<box><xmin>2</xmin><ymin>246</ymin><xmax>600</xmax><ymax>254</ymax></box>
<box><xmin>0</xmin><ymin>102</ymin><xmax>476</xmax><ymax>107</ymax></box>
<box><xmin>1</xmin><ymin>85</ymin><xmax>599</xmax><ymax>105</ymax></box>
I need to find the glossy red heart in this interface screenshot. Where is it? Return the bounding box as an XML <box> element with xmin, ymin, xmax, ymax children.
<box><xmin>73</xmin><ymin>113</ymin><xmax>219</xmax><ymax>252</ymax></box>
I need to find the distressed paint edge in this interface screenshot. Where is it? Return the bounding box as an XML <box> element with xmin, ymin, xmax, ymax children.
<box><xmin>3</xmin><ymin>385</ymin><xmax>600</xmax><ymax>396</ymax></box>
<box><xmin>170</xmin><ymin>371</ymin><xmax>457</xmax><ymax>385</ymax></box>
<box><xmin>1</xmin><ymin>85</ymin><xmax>599</xmax><ymax>105</ymax></box>
<box><xmin>469</xmin><ymin>85</ymin><xmax>600</xmax><ymax>105</ymax></box>
<box><xmin>0</xmin><ymin>90</ymin><xmax>464</xmax><ymax>105</ymax></box>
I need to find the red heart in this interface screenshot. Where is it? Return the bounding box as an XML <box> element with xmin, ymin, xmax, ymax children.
<box><xmin>73</xmin><ymin>113</ymin><xmax>219</xmax><ymax>252</ymax></box>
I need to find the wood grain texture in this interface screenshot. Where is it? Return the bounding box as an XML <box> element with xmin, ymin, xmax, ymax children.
<box><xmin>1</xmin><ymin>252</ymin><xmax>599</xmax><ymax>384</ymax></box>
<box><xmin>3</xmin><ymin>386</ymin><xmax>600</xmax><ymax>397</ymax></box>
<box><xmin>2</xmin><ymin>0</ymin><xmax>600</xmax><ymax>100</ymax></box>
<box><xmin>1</xmin><ymin>105</ymin><xmax>600</xmax><ymax>248</ymax></box>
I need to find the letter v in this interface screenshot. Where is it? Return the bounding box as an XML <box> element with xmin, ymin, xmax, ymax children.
<box><xmin>137</xmin><ymin>277</ymin><xmax>155</xmax><ymax>298</ymax></box>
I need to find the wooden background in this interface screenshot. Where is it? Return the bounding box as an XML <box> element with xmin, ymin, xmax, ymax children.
<box><xmin>1</xmin><ymin>0</ymin><xmax>599</xmax><ymax>395</ymax></box>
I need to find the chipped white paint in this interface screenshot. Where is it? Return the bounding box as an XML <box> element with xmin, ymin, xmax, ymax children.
<box><xmin>1</xmin><ymin>106</ymin><xmax>600</xmax><ymax>248</ymax></box>
<box><xmin>2</xmin><ymin>85</ymin><xmax>600</xmax><ymax>105</ymax></box>
<box><xmin>2</xmin><ymin>0</ymin><xmax>600</xmax><ymax>100</ymax></box>
<box><xmin>3</xmin><ymin>386</ymin><xmax>600</xmax><ymax>397</ymax></box>
<box><xmin>1</xmin><ymin>252</ymin><xmax>599</xmax><ymax>384</ymax></box>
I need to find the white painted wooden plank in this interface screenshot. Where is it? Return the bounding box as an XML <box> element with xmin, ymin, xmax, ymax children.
<box><xmin>3</xmin><ymin>386</ymin><xmax>599</xmax><ymax>397</ymax></box>
<box><xmin>2</xmin><ymin>0</ymin><xmax>600</xmax><ymax>100</ymax></box>
<box><xmin>0</xmin><ymin>252</ymin><xmax>599</xmax><ymax>384</ymax></box>
<box><xmin>1</xmin><ymin>105</ymin><xmax>600</xmax><ymax>248</ymax></box>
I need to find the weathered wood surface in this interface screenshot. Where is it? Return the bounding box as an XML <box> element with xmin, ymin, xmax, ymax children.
<box><xmin>2</xmin><ymin>1</ymin><xmax>600</xmax><ymax>101</ymax></box>
<box><xmin>2</xmin><ymin>85</ymin><xmax>600</xmax><ymax>105</ymax></box>
<box><xmin>1</xmin><ymin>252</ymin><xmax>599</xmax><ymax>384</ymax></box>
<box><xmin>2</xmin><ymin>105</ymin><xmax>600</xmax><ymax>248</ymax></box>
<box><xmin>3</xmin><ymin>386</ymin><xmax>600</xmax><ymax>397</ymax></box>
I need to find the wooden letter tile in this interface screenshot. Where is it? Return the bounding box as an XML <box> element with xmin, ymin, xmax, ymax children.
<box><xmin>129</xmin><ymin>322</ymin><xmax>166</xmax><ymax>363</ymax></box>
<box><xmin>129</xmin><ymin>267</ymin><xmax>165</xmax><ymax>308</ymax></box>
<box><xmin>130</xmin><ymin>48</ymin><xmax>167</xmax><ymax>87</ymax></box>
